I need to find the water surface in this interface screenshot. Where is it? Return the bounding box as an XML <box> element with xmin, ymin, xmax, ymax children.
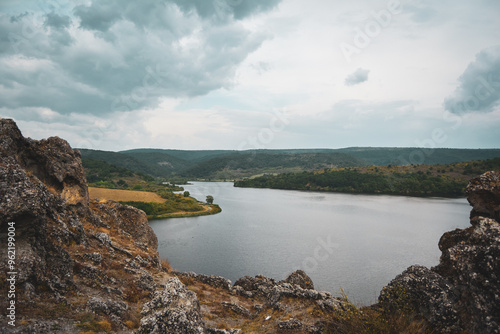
<box><xmin>150</xmin><ymin>182</ymin><xmax>470</xmax><ymax>305</ymax></box>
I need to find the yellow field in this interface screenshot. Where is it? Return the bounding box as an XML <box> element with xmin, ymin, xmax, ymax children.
<box><xmin>88</xmin><ymin>187</ymin><xmax>165</xmax><ymax>203</ymax></box>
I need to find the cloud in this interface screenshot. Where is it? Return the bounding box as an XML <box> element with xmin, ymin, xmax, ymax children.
<box><xmin>44</xmin><ymin>11</ymin><xmax>71</xmax><ymax>29</ymax></box>
<box><xmin>171</xmin><ymin>0</ymin><xmax>281</xmax><ymax>21</ymax></box>
<box><xmin>0</xmin><ymin>0</ymin><xmax>280</xmax><ymax>116</ymax></box>
<box><xmin>344</xmin><ymin>68</ymin><xmax>370</xmax><ymax>86</ymax></box>
<box><xmin>444</xmin><ymin>45</ymin><xmax>500</xmax><ymax>114</ymax></box>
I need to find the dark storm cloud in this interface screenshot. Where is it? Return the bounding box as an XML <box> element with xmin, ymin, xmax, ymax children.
<box><xmin>444</xmin><ymin>46</ymin><xmax>500</xmax><ymax>114</ymax></box>
<box><xmin>0</xmin><ymin>0</ymin><xmax>281</xmax><ymax>116</ymax></box>
<box><xmin>44</xmin><ymin>11</ymin><xmax>71</xmax><ymax>29</ymax></box>
<box><xmin>171</xmin><ymin>0</ymin><xmax>281</xmax><ymax>21</ymax></box>
<box><xmin>345</xmin><ymin>68</ymin><xmax>370</xmax><ymax>86</ymax></box>
<box><xmin>74</xmin><ymin>2</ymin><xmax>122</xmax><ymax>32</ymax></box>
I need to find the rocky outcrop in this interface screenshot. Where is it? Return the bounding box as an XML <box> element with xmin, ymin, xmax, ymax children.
<box><xmin>138</xmin><ymin>277</ymin><xmax>206</xmax><ymax>334</ymax></box>
<box><xmin>233</xmin><ymin>270</ymin><xmax>345</xmax><ymax>311</ymax></box>
<box><xmin>282</xmin><ymin>269</ymin><xmax>314</xmax><ymax>290</ymax></box>
<box><xmin>466</xmin><ymin>170</ymin><xmax>500</xmax><ymax>221</ymax></box>
<box><xmin>174</xmin><ymin>271</ymin><xmax>233</xmax><ymax>291</ymax></box>
<box><xmin>0</xmin><ymin>118</ymin><xmax>88</xmax><ymax>206</ymax></box>
<box><xmin>379</xmin><ymin>171</ymin><xmax>500</xmax><ymax>334</ymax></box>
<box><xmin>0</xmin><ymin>119</ymin><xmax>163</xmax><ymax>332</ymax></box>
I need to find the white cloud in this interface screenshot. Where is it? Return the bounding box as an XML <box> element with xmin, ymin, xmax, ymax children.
<box><xmin>1</xmin><ymin>0</ymin><xmax>500</xmax><ymax>150</ymax></box>
<box><xmin>444</xmin><ymin>45</ymin><xmax>500</xmax><ymax>114</ymax></box>
<box><xmin>345</xmin><ymin>68</ymin><xmax>370</xmax><ymax>86</ymax></box>
<box><xmin>0</xmin><ymin>0</ymin><xmax>279</xmax><ymax>115</ymax></box>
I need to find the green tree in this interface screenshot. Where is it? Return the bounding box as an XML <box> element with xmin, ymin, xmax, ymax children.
<box><xmin>183</xmin><ymin>191</ymin><xmax>190</xmax><ymax>197</ymax></box>
<box><xmin>206</xmin><ymin>195</ymin><xmax>214</xmax><ymax>205</ymax></box>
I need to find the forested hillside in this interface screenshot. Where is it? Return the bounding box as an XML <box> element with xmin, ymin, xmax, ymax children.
<box><xmin>234</xmin><ymin>158</ymin><xmax>500</xmax><ymax>197</ymax></box>
<box><xmin>78</xmin><ymin>147</ymin><xmax>500</xmax><ymax>181</ymax></box>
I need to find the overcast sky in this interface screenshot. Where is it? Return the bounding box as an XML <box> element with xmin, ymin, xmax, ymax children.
<box><xmin>1</xmin><ymin>0</ymin><xmax>499</xmax><ymax>151</ymax></box>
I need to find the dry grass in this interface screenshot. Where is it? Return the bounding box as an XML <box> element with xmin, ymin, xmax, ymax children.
<box><xmin>88</xmin><ymin>187</ymin><xmax>165</xmax><ymax>203</ymax></box>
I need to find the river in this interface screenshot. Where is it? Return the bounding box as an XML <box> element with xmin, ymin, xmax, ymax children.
<box><xmin>149</xmin><ymin>182</ymin><xmax>470</xmax><ymax>305</ymax></box>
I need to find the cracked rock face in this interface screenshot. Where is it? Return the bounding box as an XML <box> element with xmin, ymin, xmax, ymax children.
<box><xmin>0</xmin><ymin>118</ymin><xmax>89</xmax><ymax>207</ymax></box>
<box><xmin>380</xmin><ymin>171</ymin><xmax>500</xmax><ymax>334</ymax></box>
<box><xmin>0</xmin><ymin>119</ymin><xmax>162</xmax><ymax>333</ymax></box>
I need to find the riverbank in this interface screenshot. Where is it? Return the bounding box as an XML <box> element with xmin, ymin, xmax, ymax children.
<box><xmin>148</xmin><ymin>203</ymin><xmax>221</xmax><ymax>220</ymax></box>
<box><xmin>88</xmin><ymin>186</ymin><xmax>221</xmax><ymax>220</ymax></box>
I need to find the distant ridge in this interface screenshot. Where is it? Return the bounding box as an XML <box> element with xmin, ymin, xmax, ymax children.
<box><xmin>78</xmin><ymin>147</ymin><xmax>500</xmax><ymax>180</ymax></box>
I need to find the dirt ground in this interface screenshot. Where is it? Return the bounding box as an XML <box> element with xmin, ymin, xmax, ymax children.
<box><xmin>88</xmin><ymin>187</ymin><xmax>166</xmax><ymax>203</ymax></box>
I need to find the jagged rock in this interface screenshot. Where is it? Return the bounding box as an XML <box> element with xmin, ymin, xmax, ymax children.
<box><xmin>378</xmin><ymin>265</ymin><xmax>461</xmax><ymax>332</ymax></box>
<box><xmin>206</xmin><ymin>329</ymin><xmax>242</xmax><ymax>334</ymax></box>
<box><xmin>380</xmin><ymin>171</ymin><xmax>500</xmax><ymax>334</ymax></box>
<box><xmin>466</xmin><ymin>170</ymin><xmax>500</xmax><ymax>221</ymax></box>
<box><xmin>83</xmin><ymin>252</ymin><xmax>103</xmax><ymax>265</ymax></box>
<box><xmin>94</xmin><ymin>232</ymin><xmax>111</xmax><ymax>247</ymax></box>
<box><xmin>282</xmin><ymin>270</ymin><xmax>315</xmax><ymax>290</ymax></box>
<box><xmin>87</xmin><ymin>297</ymin><xmax>128</xmax><ymax>316</ymax></box>
<box><xmin>135</xmin><ymin>254</ymin><xmax>149</xmax><ymax>267</ymax></box>
<box><xmin>233</xmin><ymin>272</ymin><xmax>346</xmax><ymax>312</ymax></box>
<box><xmin>92</xmin><ymin>200</ymin><xmax>158</xmax><ymax>253</ymax></box>
<box><xmin>135</xmin><ymin>271</ymin><xmax>157</xmax><ymax>291</ymax></box>
<box><xmin>138</xmin><ymin>277</ymin><xmax>206</xmax><ymax>334</ymax></box>
<box><xmin>233</xmin><ymin>275</ymin><xmax>277</xmax><ymax>296</ymax></box>
<box><xmin>221</xmin><ymin>302</ymin><xmax>251</xmax><ymax>317</ymax></box>
<box><xmin>0</xmin><ymin>118</ymin><xmax>88</xmax><ymax>206</ymax></box>
<box><xmin>0</xmin><ymin>119</ymin><xmax>163</xmax><ymax>333</ymax></box>
<box><xmin>277</xmin><ymin>318</ymin><xmax>303</xmax><ymax>332</ymax></box>
<box><xmin>175</xmin><ymin>271</ymin><xmax>232</xmax><ymax>291</ymax></box>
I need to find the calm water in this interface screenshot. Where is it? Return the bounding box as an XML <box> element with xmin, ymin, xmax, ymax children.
<box><xmin>150</xmin><ymin>182</ymin><xmax>470</xmax><ymax>305</ymax></box>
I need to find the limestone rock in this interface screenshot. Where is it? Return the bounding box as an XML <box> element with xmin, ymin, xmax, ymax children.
<box><xmin>138</xmin><ymin>277</ymin><xmax>206</xmax><ymax>334</ymax></box>
<box><xmin>206</xmin><ymin>329</ymin><xmax>242</xmax><ymax>334</ymax></box>
<box><xmin>87</xmin><ymin>297</ymin><xmax>128</xmax><ymax>316</ymax></box>
<box><xmin>466</xmin><ymin>170</ymin><xmax>500</xmax><ymax>221</ymax></box>
<box><xmin>91</xmin><ymin>200</ymin><xmax>158</xmax><ymax>253</ymax></box>
<box><xmin>277</xmin><ymin>318</ymin><xmax>303</xmax><ymax>332</ymax></box>
<box><xmin>0</xmin><ymin>118</ymin><xmax>88</xmax><ymax>206</ymax></box>
<box><xmin>175</xmin><ymin>271</ymin><xmax>232</xmax><ymax>290</ymax></box>
<box><xmin>282</xmin><ymin>269</ymin><xmax>315</xmax><ymax>290</ymax></box>
<box><xmin>378</xmin><ymin>265</ymin><xmax>461</xmax><ymax>332</ymax></box>
<box><xmin>221</xmin><ymin>302</ymin><xmax>251</xmax><ymax>318</ymax></box>
<box><xmin>0</xmin><ymin>119</ymin><xmax>163</xmax><ymax>332</ymax></box>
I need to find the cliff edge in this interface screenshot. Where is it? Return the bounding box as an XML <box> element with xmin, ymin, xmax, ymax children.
<box><xmin>0</xmin><ymin>118</ymin><xmax>164</xmax><ymax>332</ymax></box>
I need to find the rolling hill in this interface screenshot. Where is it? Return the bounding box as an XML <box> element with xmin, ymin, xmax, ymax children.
<box><xmin>78</xmin><ymin>147</ymin><xmax>500</xmax><ymax>180</ymax></box>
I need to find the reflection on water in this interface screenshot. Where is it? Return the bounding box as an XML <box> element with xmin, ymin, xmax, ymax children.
<box><xmin>150</xmin><ymin>182</ymin><xmax>470</xmax><ymax>305</ymax></box>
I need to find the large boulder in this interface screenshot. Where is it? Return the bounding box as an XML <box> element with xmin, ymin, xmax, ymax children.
<box><xmin>0</xmin><ymin>118</ymin><xmax>89</xmax><ymax>206</ymax></box>
<box><xmin>466</xmin><ymin>170</ymin><xmax>500</xmax><ymax>221</ymax></box>
<box><xmin>138</xmin><ymin>277</ymin><xmax>206</xmax><ymax>334</ymax></box>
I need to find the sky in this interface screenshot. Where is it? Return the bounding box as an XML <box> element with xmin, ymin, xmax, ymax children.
<box><xmin>0</xmin><ymin>0</ymin><xmax>499</xmax><ymax>152</ymax></box>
